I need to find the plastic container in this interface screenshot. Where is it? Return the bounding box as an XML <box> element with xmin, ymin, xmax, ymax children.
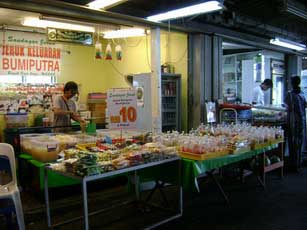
<box><xmin>28</xmin><ymin>136</ymin><xmax>60</xmax><ymax>162</ymax></box>
<box><xmin>54</xmin><ymin>134</ymin><xmax>77</xmax><ymax>151</ymax></box>
<box><xmin>73</xmin><ymin>134</ymin><xmax>97</xmax><ymax>144</ymax></box>
<box><xmin>5</xmin><ymin>113</ymin><xmax>28</xmax><ymax>128</ymax></box>
<box><xmin>20</xmin><ymin>134</ymin><xmax>44</xmax><ymax>153</ymax></box>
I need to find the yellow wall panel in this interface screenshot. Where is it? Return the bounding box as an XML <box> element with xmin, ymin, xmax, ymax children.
<box><xmin>1</xmin><ymin>32</ymin><xmax>188</xmax><ymax>134</ymax></box>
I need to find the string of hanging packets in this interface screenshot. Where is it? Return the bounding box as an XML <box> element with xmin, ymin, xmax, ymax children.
<box><xmin>95</xmin><ymin>40</ymin><xmax>122</xmax><ymax>61</ymax></box>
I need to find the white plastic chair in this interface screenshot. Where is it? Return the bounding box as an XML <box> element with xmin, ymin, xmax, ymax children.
<box><xmin>0</xmin><ymin>143</ymin><xmax>25</xmax><ymax>230</ymax></box>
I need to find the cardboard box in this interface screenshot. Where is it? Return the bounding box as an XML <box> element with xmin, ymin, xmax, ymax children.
<box><xmin>91</xmin><ymin>111</ymin><xmax>105</xmax><ymax>117</ymax></box>
<box><xmin>88</xmin><ymin>104</ymin><xmax>106</xmax><ymax>111</ymax></box>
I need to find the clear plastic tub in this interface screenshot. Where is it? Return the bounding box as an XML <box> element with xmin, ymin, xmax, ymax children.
<box><xmin>20</xmin><ymin>134</ymin><xmax>44</xmax><ymax>154</ymax></box>
<box><xmin>5</xmin><ymin>113</ymin><xmax>28</xmax><ymax>128</ymax></box>
<box><xmin>54</xmin><ymin>134</ymin><xmax>77</xmax><ymax>151</ymax></box>
<box><xmin>28</xmin><ymin>136</ymin><xmax>60</xmax><ymax>162</ymax></box>
<box><xmin>73</xmin><ymin>134</ymin><xmax>97</xmax><ymax>144</ymax></box>
<box><xmin>96</xmin><ymin>129</ymin><xmax>146</xmax><ymax>139</ymax></box>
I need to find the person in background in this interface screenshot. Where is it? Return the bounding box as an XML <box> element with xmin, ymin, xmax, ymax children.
<box><xmin>52</xmin><ymin>81</ymin><xmax>86</xmax><ymax>131</ymax></box>
<box><xmin>284</xmin><ymin>76</ymin><xmax>307</xmax><ymax>172</ymax></box>
<box><xmin>251</xmin><ymin>79</ymin><xmax>273</xmax><ymax>105</ymax></box>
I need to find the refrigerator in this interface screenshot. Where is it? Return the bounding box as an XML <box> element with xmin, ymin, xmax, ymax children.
<box><xmin>271</xmin><ymin>59</ymin><xmax>285</xmax><ymax>105</ymax></box>
<box><xmin>161</xmin><ymin>73</ymin><xmax>181</xmax><ymax>132</ymax></box>
<box><xmin>127</xmin><ymin>73</ymin><xmax>181</xmax><ymax>132</ymax></box>
<box><xmin>129</xmin><ymin>73</ymin><xmax>152</xmax><ymax>132</ymax></box>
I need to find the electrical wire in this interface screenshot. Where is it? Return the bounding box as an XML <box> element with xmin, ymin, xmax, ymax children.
<box><xmin>111</xmin><ymin>38</ymin><xmax>119</xmax><ymax>45</ymax></box>
<box><xmin>167</xmin><ymin>48</ymin><xmax>188</xmax><ymax>64</ymax></box>
<box><xmin>108</xmin><ymin>60</ymin><xmax>125</xmax><ymax>77</ymax></box>
<box><xmin>164</xmin><ymin>20</ymin><xmax>188</xmax><ymax>65</ymax></box>
<box><xmin>123</xmin><ymin>37</ymin><xmax>143</xmax><ymax>47</ymax></box>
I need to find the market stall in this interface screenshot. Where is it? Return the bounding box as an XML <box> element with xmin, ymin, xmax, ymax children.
<box><xmin>13</xmin><ymin>121</ymin><xmax>285</xmax><ymax>228</ymax></box>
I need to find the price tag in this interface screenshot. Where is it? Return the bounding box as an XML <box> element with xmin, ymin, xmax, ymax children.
<box><xmin>107</xmin><ymin>88</ymin><xmax>137</xmax><ymax>129</ymax></box>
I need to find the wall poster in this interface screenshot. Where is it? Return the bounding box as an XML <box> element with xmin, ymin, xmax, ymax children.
<box><xmin>0</xmin><ymin>30</ymin><xmax>63</xmax><ymax>77</ymax></box>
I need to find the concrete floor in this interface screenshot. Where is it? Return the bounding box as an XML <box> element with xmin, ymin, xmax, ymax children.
<box><xmin>1</xmin><ymin>167</ymin><xmax>307</xmax><ymax>230</ymax></box>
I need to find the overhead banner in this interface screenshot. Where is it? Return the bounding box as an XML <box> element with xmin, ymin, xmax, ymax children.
<box><xmin>0</xmin><ymin>31</ymin><xmax>62</xmax><ymax>77</ymax></box>
<box><xmin>107</xmin><ymin>88</ymin><xmax>137</xmax><ymax>129</ymax></box>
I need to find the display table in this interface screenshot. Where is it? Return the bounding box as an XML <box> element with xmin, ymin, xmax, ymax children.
<box><xmin>181</xmin><ymin>143</ymin><xmax>282</xmax><ymax>194</ymax></box>
<box><xmin>44</xmin><ymin>157</ymin><xmax>182</xmax><ymax>230</ymax></box>
<box><xmin>19</xmin><ymin>153</ymin><xmax>79</xmax><ymax>191</ymax></box>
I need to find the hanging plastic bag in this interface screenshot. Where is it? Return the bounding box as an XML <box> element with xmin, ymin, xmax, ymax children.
<box><xmin>95</xmin><ymin>40</ymin><xmax>103</xmax><ymax>59</ymax></box>
<box><xmin>105</xmin><ymin>43</ymin><xmax>112</xmax><ymax>60</ymax></box>
<box><xmin>115</xmin><ymin>44</ymin><xmax>122</xmax><ymax>60</ymax></box>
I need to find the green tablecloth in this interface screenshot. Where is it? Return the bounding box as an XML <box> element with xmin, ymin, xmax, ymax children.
<box><xmin>19</xmin><ymin>153</ymin><xmax>80</xmax><ymax>190</ymax></box>
<box><xmin>181</xmin><ymin>144</ymin><xmax>278</xmax><ymax>192</ymax></box>
<box><xmin>18</xmin><ymin>144</ymin><xmax>278</xmax><ymax>192</ymax></box>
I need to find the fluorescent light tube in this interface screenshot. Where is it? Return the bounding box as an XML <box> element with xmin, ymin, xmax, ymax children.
<box><xmin>22</xmin><ymin>17</ymin><xmax>95</xmax><ymax>32</ymax></box>
<box><xmin>147</xmin><ymin>0</ymin><xmax>223</xmax><ymax>22</ymax></box>
<box><xmin>103</xmin><ymin>28</ymin><xmax>146</xmax><ymax>39</ymax></box>
<box><xmin>270</xmin><ymin>37</ymin><xmax>306</xmax><ymax>51</ymax></box>
<box><xmin>88</xmin><ymin>0</ymin><xmax>127</xmax><ymax>9</ymax></box>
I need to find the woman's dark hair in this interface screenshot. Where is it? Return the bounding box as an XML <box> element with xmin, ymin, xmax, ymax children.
<box><xmin>291</xmin><ymin>76</ymin><xmax>301</xmax><ymax>89</ymax></box>
<box><xmin>64</xmin><ymin>81</ymin><xmax>79</xmax><ymax>94</ymax></box>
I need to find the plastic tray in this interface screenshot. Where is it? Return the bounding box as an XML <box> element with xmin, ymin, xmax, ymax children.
<box><xmin>269</xmin><ymin>138</ymin><xmax>284</xmax><ymax>145</ymax></box>
<box><xmin>230</xmin><ymin>146</ymin><xmax>251</xmax><ymax>154</ymax></box>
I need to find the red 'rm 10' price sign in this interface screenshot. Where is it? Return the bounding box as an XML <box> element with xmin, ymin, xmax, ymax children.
<box><xmin>107</xmin><ymin>88</ymin><xmax>137</xmax><ymax>129</ymax></box>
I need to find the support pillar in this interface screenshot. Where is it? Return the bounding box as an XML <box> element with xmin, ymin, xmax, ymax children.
<box><xmin>188</xmin><ymin>34</ymin><xmax>222</xmax><ymax>129</ymax></box>
<box><xmin>286</xmin><ymin>54</ymin><xmax>302</xmax><ymax>91</ymax></box>
<box><xmin>150</xmin><ymin>27</ymin><xmax>162</xmax><ymax>133</ymax></box>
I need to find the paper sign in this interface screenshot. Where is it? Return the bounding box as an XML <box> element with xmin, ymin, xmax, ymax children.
<box><xmin>107</xmin><ymin>88</ymin><xmax>137</xmax><ymax>129</ymax></box>
<box><xmin>0</xmin><ymin>31</ymin><xmax>62</xmax><ymax>77</ymax></box>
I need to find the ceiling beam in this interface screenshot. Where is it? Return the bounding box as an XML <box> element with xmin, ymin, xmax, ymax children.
<box><xmin>283</xmin><ymin>0</ymin><xmax>307</xmax><ymax>20</ymax></box>
<box><xmin>176</xmin><ymin>20</ymin><xmax>306</xmax><ymax>55</ymax></box>
<box><xmin>0</xmin><ymin>0</ymin><xmax>194</xmax><ymax>33</ymax></box>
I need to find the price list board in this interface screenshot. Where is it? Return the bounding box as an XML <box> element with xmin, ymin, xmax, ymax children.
<box><xmin>107</xmin><ymin>88</ymin><xmax>137</xmax><ymax>129</ymax></box>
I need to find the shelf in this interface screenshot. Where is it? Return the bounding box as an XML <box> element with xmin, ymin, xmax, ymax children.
<box><xmin>264</xmin><ymin>161</ymin><xmax>284</xmax><ymax>173</ymax></box>
<box><xmin>162</xmin><ymin>73</ymin><xmax>181</xmax><ymax>78</ymax></box>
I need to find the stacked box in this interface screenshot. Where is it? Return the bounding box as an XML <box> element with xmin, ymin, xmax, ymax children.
<box><xmin>87</xmin><ymin>93</ymin><xmax>107</xmax><ymax>124</ymax></box>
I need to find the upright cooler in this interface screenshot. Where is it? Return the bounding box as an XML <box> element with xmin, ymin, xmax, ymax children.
<box><xmin>127</xmin><ymin>73</ymin><xmax>181</xmax><ymax>132</ymax></box>
<box><xmin>271</xmin><ymin>59</ymin><xmax>285</xmax><ymax>105</ymax></box>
